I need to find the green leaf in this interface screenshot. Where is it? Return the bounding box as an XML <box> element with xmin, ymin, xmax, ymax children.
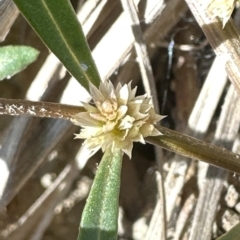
<box><xmin>13</xmin><ymin>0</ymin><xmax>101</xmax><ymax>91</ymax></box>
<box><xmin>217</xmin><ymin>223</ymin><xmax>240</xmax><ymax>240</ymax></box>
<box><xmin>0</xmin><ymin>45</ymin><xmax>39</xmax><ymax>81</ymax></box>
<box><xmin>78</xmin><ymin>149</ymin><xmax>122</xmax><ymax>240</ymax></box>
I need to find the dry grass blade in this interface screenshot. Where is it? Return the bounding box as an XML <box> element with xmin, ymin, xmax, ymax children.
<box><xmin>117</xmin><ymin>0</ymin><xmax>188</xmax><ymax>85</ymax></box>
<box><xmin>120</xmin><ymin>0</ymin><xmax>159</xmax><ymax>108</ymax></box>
<box><xmin>187</xmin><ymin>57</ymin><xmax>228</xmax><ymax>136</ymax></box>
<box><xmin>120</xmin><ymin>1</ymin><xmax>166</xmax><ymax>239</ymax></box>
<box><xmin>189</xmin><ymin>85</ymin><xmax>240</xmax><ymax>240</ymax></box>
<box><xmin>1</xmin><ymin>161</ymin><xmax>79</xmax><ymax>240</ymax></box>
<box><xmin>0</xmin><ymin>118</ymin><xmax>74</xmax><ymax>208</ymax></box>
<box><xmin>0</xmin><ymin>0</ymin><xmax>19</xmax><ymax>41</ymax></box>
<box><xmin>185</xmin><ymin>0</ymin><xmax>240</xmax><ymax>97</ymax></box>
<box><xmin>163</xmin><ymin>56</ymin><xmax>228</xmax><ymax>226</ymax></box>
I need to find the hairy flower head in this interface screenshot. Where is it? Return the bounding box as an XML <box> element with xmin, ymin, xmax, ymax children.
<box><xmin>208</xmin><ymin>0</ymin><xmax>236</xmax><ymax>27</ymax></box>
<box><xmin>71</xmin><ymin>80</ymin><xmax>164</xmax><ymax>158</ymax></box>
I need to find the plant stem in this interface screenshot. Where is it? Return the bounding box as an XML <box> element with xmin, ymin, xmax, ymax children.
<box><xmin>147</xmin><ymin>126</ymin><xmax>240</xmax><ymax>174</ymax></box>
<box><xmin>0</xmin><ymin>98</ymin><xmax>84</xmax><ymax>119</ymax></box>
<box><xmin>1</xmin><ymin>97</ymin><xmax>239</xmax><ymax>173</ymax></box>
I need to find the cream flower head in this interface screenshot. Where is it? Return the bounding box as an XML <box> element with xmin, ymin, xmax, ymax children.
<box><xmin>71</xmin><ymin>80</ymin><xmax>164</xmax><ymax>158</ymax></box>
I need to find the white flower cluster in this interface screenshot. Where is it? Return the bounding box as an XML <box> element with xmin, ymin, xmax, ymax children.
<box><xmin>71</xmin><ymin>80</ymin><xmax>164</xmax><ymax>158</ymax></box>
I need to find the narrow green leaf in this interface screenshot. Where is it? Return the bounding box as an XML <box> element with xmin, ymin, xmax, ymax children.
<box><xmin>217</xmin><ymin>223</ymin><xmax>240</xmax><ymax>240</ymax></box>
<box><xmin>0</xmin><ymin>45</ymin><xmax>39</xmax><ymax>81</ymax></box>
<box><xmin>78</xmin><ymin>149</ymin><xmax>122</xmax><ymax>240</ymax></box>
<box><xmin>13</xmin><ymin>0</ymin><xmax>101</xmax><ymax>91</ymax></box>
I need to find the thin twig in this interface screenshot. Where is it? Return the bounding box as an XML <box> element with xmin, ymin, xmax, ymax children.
<box><xmin>0</xmin><ymin>98</ymin><xmax>84</xmax><ymax>119</ymax></box>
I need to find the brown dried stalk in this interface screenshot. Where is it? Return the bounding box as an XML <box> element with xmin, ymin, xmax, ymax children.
<box><xmin>0</xmin><ymin>98</ymin><xmax>84</xmax><ymax>119</ymax></box>
<box><xmin>147</xmin><ymin>126</ymin><xmax>240</xmax><ymax>174</ymax></box>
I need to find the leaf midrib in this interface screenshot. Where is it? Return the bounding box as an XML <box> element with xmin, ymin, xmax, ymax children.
<box><xmin>40</xmin><ymin>0</ymin><xmax>89</xmax><ymax>80</ymax></box>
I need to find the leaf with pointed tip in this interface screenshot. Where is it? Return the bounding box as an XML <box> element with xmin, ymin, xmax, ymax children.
<box><xmin>78</xmin><ymin>149</ymin><xmax>122</xmax><ymax>240</ymax></box>
<box><xmin>13</xmin><ymin>0</ymin><xmax>101</xmax><ymax>91</ymax></box>
<box><xmin>0</xmin><ymin>45</ymin><xmax>39</xmax><ymax>81</ymax></box>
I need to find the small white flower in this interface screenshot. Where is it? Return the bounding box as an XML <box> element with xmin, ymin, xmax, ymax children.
<box><xmin>208</xmin><ymin>0</ymin><xmax>236</xmax><ymax>27</ymax></box>
<box><xmin>71</xmin><ymin>80</ymin><xmax>165</xmax><ymax>158</ymax></box>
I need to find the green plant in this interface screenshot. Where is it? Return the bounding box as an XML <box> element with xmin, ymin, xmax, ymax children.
<box><xmin>1</xmin><ymin>0</ymin><xmax>240</xmax><ymax>239</ymax></box>
<box><xmin>0</xmin><ymin>45</ymin><xmax>39</xmax><ymax>80</ymax></box>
